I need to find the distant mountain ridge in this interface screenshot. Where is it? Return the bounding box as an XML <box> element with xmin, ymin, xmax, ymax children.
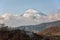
<box><xmin>18</xmin><ymin>20</ymin><xmax>60</xmax><ymax>33</ymax></box>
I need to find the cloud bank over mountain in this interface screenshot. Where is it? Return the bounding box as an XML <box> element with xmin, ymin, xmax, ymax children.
<box><xmin>0</xmin><ymin>9</ymin><xmax>60</xmax><ymax>27</ymax></box>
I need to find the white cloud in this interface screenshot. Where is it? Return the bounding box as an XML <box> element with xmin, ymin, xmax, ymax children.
<box><xmin>47</xmin><ymin>13</ymin><xmax>60</xmax><ymax>22</ymax></box>
<box><xmin>0</xmin><ymin>13</ymin><xmax>39</xmax><ymax>27</ymax></box>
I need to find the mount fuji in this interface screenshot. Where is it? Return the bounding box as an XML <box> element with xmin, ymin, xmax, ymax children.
<box><xmin>0</xmin><ymin>9</ymin><xmax>60</xmax><ymax>27</ymax></box>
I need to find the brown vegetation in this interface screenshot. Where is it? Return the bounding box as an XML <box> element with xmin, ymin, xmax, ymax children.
<box><xmin>38</xmin><ymin>26</ymin><xmax>60</xmax><ymax>36</ymax></box>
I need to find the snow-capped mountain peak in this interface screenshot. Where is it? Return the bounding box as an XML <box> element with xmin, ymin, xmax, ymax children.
<box><xmin>25</xmin><ymin>9</ymin><xmax>39</xmax><ymax>13</ymax></box>
<box><xmin>23</xmin><ymin>9</ymin><xmax>43</xmax><ymax>17</ymax></box>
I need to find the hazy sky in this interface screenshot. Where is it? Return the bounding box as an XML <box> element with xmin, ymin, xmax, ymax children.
<box><xmin>0</xmin><ymin>0</ymin><xmax>60</xmax><ymax>15</ymax></box>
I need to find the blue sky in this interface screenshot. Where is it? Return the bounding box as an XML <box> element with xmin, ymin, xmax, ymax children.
<box><xmin>0</xmin><ymin>0</ymin><xmax>60</xmax><ymax>15</ymax></box>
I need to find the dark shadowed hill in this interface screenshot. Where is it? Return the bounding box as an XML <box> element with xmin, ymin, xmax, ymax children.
<box><xmin>0</xmin><ymin>26</ymin><xmax>42</xmax><ymax>40</ymax></box>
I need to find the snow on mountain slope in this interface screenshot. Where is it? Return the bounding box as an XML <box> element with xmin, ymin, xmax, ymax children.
<box><xmin>23</xmin><ymin>9</ymin><xmax>40</xmax><ymax>17</ymax></box>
